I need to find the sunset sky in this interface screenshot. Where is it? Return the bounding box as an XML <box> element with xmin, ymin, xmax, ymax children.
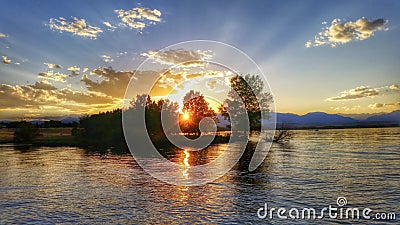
<box><xmin>0</xmin><ymin>0</ymin><xmax>399</xmax><ymax>120</ymax></box>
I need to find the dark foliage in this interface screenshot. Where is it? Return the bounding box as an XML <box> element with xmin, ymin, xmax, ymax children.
<box><xmin>220</xmin><ymin>74</ymin><xmax>272</xmax><ymax>131</ymax></box>
<box><xmin>13</xmin><ymin>121</ymin><xmax>40</xmax><ymax>143</ymax></box>
<box><xmin>77</xmin><ymin>109</ymin><xmax>126</xmax><ymax>150</ymax></box>
<box><xmin>180</xmin><ymin>93</ymin><xmax>217</xmax><ymax>136</ymax></box>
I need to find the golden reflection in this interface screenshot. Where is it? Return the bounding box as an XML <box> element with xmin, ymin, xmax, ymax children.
<box><xmin>183</xmin><ymin>149</ymin><xmax>190</xmax><ymax>167</ymax></box>
<box><xmin>182</xmin><ymin>149</ymin><xmax>190</xmax><ymax>179</ymax></box>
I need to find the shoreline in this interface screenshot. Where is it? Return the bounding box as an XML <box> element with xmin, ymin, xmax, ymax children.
<box><xmin>1</xmin><ymin>126</ymin><xmax>398</xmax><ymax>149</ymax></box>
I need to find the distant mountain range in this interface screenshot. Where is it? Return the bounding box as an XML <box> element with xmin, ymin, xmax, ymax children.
<box><xmin>0</xmin><ymin>116</ymin><xmax>80</xmax><ymax>125</ymax></box>
<box><xmin>274</xmin><ymin>110</ymin><xmax>400</xmax><ymax>129</ymax></box>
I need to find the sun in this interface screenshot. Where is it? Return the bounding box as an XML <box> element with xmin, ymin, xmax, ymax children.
<box><xmin>182</xmin><ymin>113</ymin><xmax>190</xmax><ymax>121</ymax></box>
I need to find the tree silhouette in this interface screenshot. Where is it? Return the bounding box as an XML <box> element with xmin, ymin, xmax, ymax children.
<box><xmin>14</xmin><ymin>121</ymin><xmax>40</xmax><ymax>143</ymax></box>
<box><xmin>181</xmin><ymin>91</ymin><xmax>216</xmax><ymax>136</ymax></box>
<box><xmin>220</xmin><ymin>74</ymin><xmax>272</xmax><ymax>131</ymax></box>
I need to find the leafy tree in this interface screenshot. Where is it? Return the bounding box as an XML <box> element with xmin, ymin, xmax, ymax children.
<box><xmin>13</xmin><ymin>121</ymin><xmax>40</xmax><ymax>143</ymax></box>
<box><xmin>181</xmin><ymin>91</ymin><xmax>216</xmax><ymax>135</ymax></box>
<box><xmin>78</xmin><ymin>109</ymin><xmax>126</xmax><ymax>149</ymax></box>
<box><xmin>220</xmin><ymin>74</ymin><xmax>272</xmax><ymax>131</ymax></box>
<box><xmin>183</xmin><ymin>90</ymin><xmax>201</xmax><ymax>104</ymax></box>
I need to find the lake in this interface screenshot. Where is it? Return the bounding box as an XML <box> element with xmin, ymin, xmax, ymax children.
<box><xmin>1</xmin><ymin>128</ymin><xmax>399</xmax><ymax>224</ymax></box>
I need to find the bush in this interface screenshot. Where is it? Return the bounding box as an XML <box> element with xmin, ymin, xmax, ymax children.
<box><xmin>14</xmin><ymin>122</ymin><xmax>40</xmax><ymax>143</ymax></box>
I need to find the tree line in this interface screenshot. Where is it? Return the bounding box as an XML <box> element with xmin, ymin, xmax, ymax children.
<box><xmin>12</xmin><ymin>74</ymin><xmax>292</xmax><ymax>146</ymax></box>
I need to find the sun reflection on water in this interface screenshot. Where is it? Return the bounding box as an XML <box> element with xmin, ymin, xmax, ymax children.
<box><xmin>182</xmin><ymin>149</ymin><xmax>190</xmax><ymax>179</ymax></box>
<box><xmin>183</xmin><ymin>149</ymin><xmax>190</xmax><ymax>167</ymax></box>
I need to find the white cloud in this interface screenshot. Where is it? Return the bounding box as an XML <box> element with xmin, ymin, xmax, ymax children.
<box><xmin>103</xmin><ymin>21</ymin><xmax>117</xmax><ymax>30</ymax></box>
<box><xmin>307</xmin><ymin>17</ymin><xmax>388</xmax><ymax>47</ymax></box>
<box><xmin>115</xmin><ymin>7</ymin><xmax>162</xmax><ymax>31</ymax></box>
<box><xmin>141</xmin><ymin>49</ymin><xmax>213</xmax><ymax>68</ymax></box>
<box><xmin>331</xmin><ymin>105</ymin><xmax>361</xmax><ymax>111</ymax></box>
<box><xmin>0</xmin><ymin>33</ymin><xmax>6</xmax><ymax>38</ymax></box>
<box><xmin>2</xmin><ymin>56</ymin><xmax>11</xmax><ymax>64</ymax></box>
<box><xmin>38</xmin><ymin>70</ymin><xmax>68</xmax><ymax>83</ymax></box>
<box><xmin>326</xmin><ymin>86</ymin><xmax>379</xmax><ymax>101</ymax></box>
<box><xmin>101</xmin><ymin>55</ymin><xmax>114</xmax><ymax>63</ymax></box>
<box><xmin>49</xmin><ymin>17</ymin><xmax>103</xmax><ymax>39</ymax></box>
<box><xmin>389</xmin><ymin>84</ymin><xmax>399</xmax><ymax>90</ymax></box>
<box><xmin>44</xmin><ymin>62</ymin><xmax>63</xmax><ymax>69</ymax></box>
<box><xmin>67</xmin><ymin>66</ymin><xmax>80</xmax><ymax>71</ymax></box>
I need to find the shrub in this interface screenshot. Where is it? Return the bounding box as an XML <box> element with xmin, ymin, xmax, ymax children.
<box><xmin>14</xmin><ymin>122</ymin><xmax>40</xmax><ymax>143</ymax></box>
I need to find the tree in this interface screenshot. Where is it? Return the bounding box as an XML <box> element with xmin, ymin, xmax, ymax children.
<box><xmin>14</xmin><ymin>121</ymin><xmax>40</xmax><ymax>143</ymax></box>
<box><xmin>183</xmin><ymin>90</ymin><xmax>201</xmax><ymax>104</ymax></box>
<box><xmin>78</xmin><ymin>109</ymin><xmax>125</xmax><ymax>148</ymax></box>
<box><xmin>181</xmin><ymin>91</ymin><xmax>216</xmax><ymax>135</ymax></box>
<box><xmin>220</xmin><ymin>74</ymin><xmax>272</xmax><ymax>131</ymax></box>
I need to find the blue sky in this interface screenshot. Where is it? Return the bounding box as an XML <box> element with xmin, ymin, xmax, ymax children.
<box><xmin>0</xmin><ymin>0</ymin><xmax>399</xmax><ymax>119</ymax></box>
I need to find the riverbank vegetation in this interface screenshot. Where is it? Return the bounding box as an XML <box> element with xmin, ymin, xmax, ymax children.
<box><xmin>0</xmin><ymin>75</ymin><xmax>294</xmax><ymax>152</ymax></box>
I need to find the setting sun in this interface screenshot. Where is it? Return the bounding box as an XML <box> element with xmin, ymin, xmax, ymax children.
<box><xmin>182</xmin><ymin>113</ymin><xmax>190</xmax><ymax>121</ymax></box>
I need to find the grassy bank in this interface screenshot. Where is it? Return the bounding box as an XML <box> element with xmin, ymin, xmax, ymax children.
<box><xmin>0</xmin><ymin>128</ymin><xmax>79</xmax><ymax>146</ymax></box>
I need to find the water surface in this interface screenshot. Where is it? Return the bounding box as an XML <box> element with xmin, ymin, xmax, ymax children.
<box><xmin>1</xmin><ymin>128</ymin><xmax>399</xmax><ymax>224</ymax></box>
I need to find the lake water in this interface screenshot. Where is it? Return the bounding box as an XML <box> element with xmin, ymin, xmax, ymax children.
<box><xmin>1</xmin><ymin>128</ymin><xmax>399</xmax><ymax>224</ymax></box>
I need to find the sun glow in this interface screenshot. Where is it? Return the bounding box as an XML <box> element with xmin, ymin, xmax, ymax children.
<box><xmin>182</xmin><ymin>113</ymin><xmax>190</xmax><ymax>121</ymax></box>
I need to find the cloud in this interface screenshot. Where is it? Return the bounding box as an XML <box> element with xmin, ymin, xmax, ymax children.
<box><xmin>2</xmin><ymin>56</ymin><xmax>11</xmax><ymax>64</ymax></box>
<box><xmin>150</xmin><ymin>69</ymin><xmax>232</xmax><ymax>97</ymax></box>
<box><xmin>326</xmin><ymin>86</ymin><xmax>379</xmax><ymax>101</ymax></box>
<box><xmin>307</xmin><ymin>17</ymin><xmax>388</xmax><ymax>47</ymax></box>
<box><xmin>0</xmin><ymin>81</ymin><xmax>117</xmax><ymax>113</ymax></box>
<box><xmin>67</xmin><ymin>66</ymin><xmax>80</xmax><ymax>71</ymax></box>
<box><xmin>38</xmin><ymin>70</ymin><xmax>68</xmax><ymax>83</ymax></box>
<box><xmin>0</xmin><ymin>84</ymin><xmax>60</xmax><ymax>108</ymax></box>
<box><xmin>389</xmin><ymin>84</ymin><xmax>399</xmax><ymax>90</ymax></box>
<box><xmin>0</xmin><ymin>82</ymin><xmax>116</xmax><ymax>113</ymax></box>
<box><xmin>103</xmin><ymin>21</ymin><xmax>117</xmax><ymax>30</ymax></box>
<box><xmin>69</xmin><ymin>71</ymin><xmax>79</xmax><ymax>77</ymax></box>
<box><xmin>101</xmin><ymin>55</ymin><xmax>113</xmax><ymax>63</ymax></box>
<box><xmin>57</xmin><ymin>88</ymin><xmax>115</xmax><ymax>105</ymax></box>
<box><xmin>331</xmin><ymin>105</ymin><xmax>361</xmax><ymax>111</ymax></box>
<box><xmin>49</xmin><ymin>17</ymin><xmax>103</xmax><ymax>39</ymax></box>
<box><xmin>64</xmin><ymin>66</ymin><xmax>80</xmax><ymax>77</ymax></box>
<box><xmin>368</xmin><ymin>102</ymin><xmax>400</xmax><ymax>109</ymax></box>
<box><xmin>141</xmin><ymin>49</ymin><xmax>213</xmax><ymax>67</ymax></box>
<box><xmin>29</xmin><ymin>80</ymin><xmax>57</xmax><ymax>90</ymax></box>
<box><xmin>0</xmin><ymin>33</ymin><xmax>6</xmax><ymax>38</ymax></box>
<box><xmin>44</xmin><ymin>62</ymin><xmax>63</xmax><ymax>69</ymax></box>
<box><xmin>82</xmin><ymin>67</ymin><xmax>135</xmax><ymax>98</ymax></box>
<box><xmin>115</xmin><ymin>7</ymin><xmax>162</xmax><ymax>31</ymax></box>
